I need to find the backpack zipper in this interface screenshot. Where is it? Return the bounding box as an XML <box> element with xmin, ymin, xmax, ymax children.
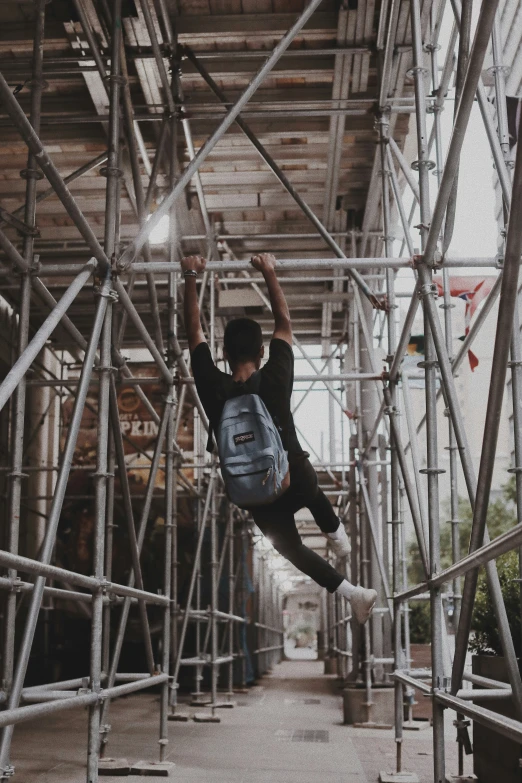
<box><xmin>261</xmin><ymin>468</ymin><xmax>272</xmax><ymax>486</ymax></box>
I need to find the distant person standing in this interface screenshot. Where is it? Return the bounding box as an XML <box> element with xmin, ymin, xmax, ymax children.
<box><xmin>181</xmin><ymin>252</ymin><xmax>377</xmax><ymax>624</ymax></box>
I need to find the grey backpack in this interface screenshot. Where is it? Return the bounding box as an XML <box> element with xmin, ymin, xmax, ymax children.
<box><xmin>216</xmin><ymin>377</ymin><xmax>290</xmax><ymax>509</ymax></box>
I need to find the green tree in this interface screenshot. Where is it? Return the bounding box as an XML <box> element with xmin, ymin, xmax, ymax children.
<box><xmin>470</xmin><ymin>549</ymin><xmax>522</xmax><ymax>656</ymax></box>
<box><xmin>406</xmin><ymin>478</ymin><xmax>518</xmax><ymax>645</ymax></box>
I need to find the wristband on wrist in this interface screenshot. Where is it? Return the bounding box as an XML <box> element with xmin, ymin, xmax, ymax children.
<box><xmin>183</xmin><ymin>270</ymin><xmax>197</xmax><ymax>278</ymax></box>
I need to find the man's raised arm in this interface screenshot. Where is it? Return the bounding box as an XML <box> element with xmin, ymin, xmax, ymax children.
<box><xmin>250</xmin><ymin>253</ymin><xmax>292</xmax><ymax>345</ymax></box>
<box><xmin>181</xmin><ymin>255</ymin><xmax>207</xmax><ymax>352</ymax></box>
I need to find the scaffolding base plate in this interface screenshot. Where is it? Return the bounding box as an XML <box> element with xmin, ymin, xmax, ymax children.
<box><xmin>130</xmin><ymin>761</ymin><xmax>175</xmax><ymax>776</ymax></box>
<box><xmin>403</xmin><ymin>720</ymin><xmax>430</xmax><ymax>731</ymax></box>
<box><xmin>214</xmin><ymin>700</ymin><xmax>236</xmax><ymax>709</ymax></box>
<box><xmin>353</xmin><ymin>722</ymin><xmax>393</xmax><ymax>730</ymax></box>
<box><xmin>379</xmin><ymin>773</ymin><xmax>419</xmax><ymax>783</ymax></box>
<box><xmin>190</xmin><ymin>697</ymin><xmax>210</xmax><ymax>706</ymax></box>
<box><xmin>168</xmin><ymin>712</ymin><xmax>190</xmax><ymax>722</ymax></box>
<box><xmin>98</xmin><ymin>758</ymin><xmax>131</xmax><ymax>776</ymax></box>
<box><xmin>446</xmin><ymin>777</ymin><xmax>476</xmax><ymax>782</ymax></box>
<box><xmin>193</xmin><ymin>712</ymin><xmax>221</xmax><ymax>723</ymax></box>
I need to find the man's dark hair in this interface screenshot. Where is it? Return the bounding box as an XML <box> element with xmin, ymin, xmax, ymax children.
<box><xmin>224</xmin><ymin>318</ymin><xmax>263</xmax><ymax>364</ymax></box>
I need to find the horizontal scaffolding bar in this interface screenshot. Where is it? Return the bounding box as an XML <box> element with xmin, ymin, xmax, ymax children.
<box><xmin>0</xmin><ymin>576</ymin><xmax>92</xmax><ymax>604</ymax></box>
<box><xmin>0</xmin><ymin>550</ymin><xmax>169</xmax><ymax>606</ymax></box>
<box><xmin>463</xmin><ymin>672</ymin><xmax>510</xmax><ymax>690</ymax></box>
<box><xmin>129</xmin><ymin>257</ymin><xmax>500</xmax><ymax>273</ymax></box>
<box><xmin>456</xmin><ymin>688</ymin><xmax>512</xmax><ymax>700</ymax></box>
<box><xmin>254</xmin><ymin>645</ymin><xmax>285</xmax><ymax>654</ymax></box>
<box><xmin>393</xmin><ymin>671</ymin><xmax>432</xmax><ymax>695</ymax></box>
<box><xmin>178</xmin><ymin>655</ymin><xmax>234</xmax><ymax>666</ymax></box>
<box><xmin>435</xmin><ymin>691</ymin><xmax>522</xmax><ymax>745</ymax></box>
<box><xmin>331</xmin><ymin>647</ymin><xmax>353</xmax><ymax>658</ymax></box>
<box><xmin>0</xmin><ymin>674</ymin><xmax>168</xmax><ymax>729</ymax></box>
<box><xmin>396</xmin><ymin>522</ymin><xmax>522</xmax><ymax>601</ymax></box>
<box><xmin>181</xmin><ymin>374</ymin><xmax>384</xmax><ymax>383</ymax></box>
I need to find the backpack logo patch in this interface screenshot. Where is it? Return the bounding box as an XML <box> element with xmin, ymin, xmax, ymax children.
<box><xmin>234</xmin><ymin>431</ymin><xmax>255</xmax><ymax>446</ymax></box>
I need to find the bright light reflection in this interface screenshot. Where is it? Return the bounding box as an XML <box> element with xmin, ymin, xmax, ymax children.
<box><xmin>148</xmin><ymin>214</ymin><xmax>170</xmax><ymax>245</ymax></box>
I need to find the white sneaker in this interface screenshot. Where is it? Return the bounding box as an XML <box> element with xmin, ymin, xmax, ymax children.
<box><xmin>349</xmin><ymin>587</ymin><xmax>377</xmax><ymax>624</ymax></box>
<box><xmin>326</xmin><ymin>521</ymin><xmax>350</xmax><ymax>558</ymax></box>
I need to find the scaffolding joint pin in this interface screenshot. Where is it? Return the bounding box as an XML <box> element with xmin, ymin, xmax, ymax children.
<box><xmin>98</xmin><ymin>577</ymin><xmax>111</xmax><ymax>595</ymax></box>
<box><xmin>20</xmin><ymin>167</ymin><xmax>43</xmax><ymax>181</ymax></box>
<box><xmin>99</xmin><ymin>165</ymin><xmax>124</xmax><ymax>180</ymax></box>
<box><xmin>434</xmin><ymin>675</ymin><xmax>451</xmax><ymax>693</ymax></box>
<box><xmin>7</xmin><ymin>470</ymin><xmax>29</xmax><ymax>480</ymax></box>
<box><xmin>411</xmin><ymin>159</ymin><xmax>435</xmax><ymax>172</ymax></box>
<box><xmin>29</xmin><ymin>254</ymin><xmax>41</xmax><ymax>276</ymax></box>
<box><xmin>487</xmin><ymin>64</ymin><xmax>511</xmax><ymax>76</ymax></box>
<box><xmin>407</xmin><ymin>66</ymin><xmax>429</xmax><ymax>78</ymax></box>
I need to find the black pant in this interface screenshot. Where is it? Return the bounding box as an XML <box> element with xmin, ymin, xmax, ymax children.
<box><xmin>249</xmin><ymin>458</ymin><xmax>345</xmax><ymax>593</ymax></box>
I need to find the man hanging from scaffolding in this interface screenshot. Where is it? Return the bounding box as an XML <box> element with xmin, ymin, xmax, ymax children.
<box><xmin>181</xmin><ymin>252</ymin><xmax>377</xmax><ymax>624</ymax></box>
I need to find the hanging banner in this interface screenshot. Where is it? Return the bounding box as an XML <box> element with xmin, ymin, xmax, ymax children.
<box><xmin>432</xmin><ymin>276</ymin><xmax>496</xmax><ymax>371</ymax></box>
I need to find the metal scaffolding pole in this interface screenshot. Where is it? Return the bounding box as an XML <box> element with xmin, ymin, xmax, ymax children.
<box><xmin>409</xmin><ymin>2</ymin><xmax>444</xmax><ymax>779</ymax></box>
<box><xmin>116</xmin><ymin>0</ymin><xmax>325</xmax><ymax>270</ymax></box>
<box><xmin>86</xmin><ymin>7</ymin><xmax>122</xmax><ymax>777</ymax></box>
<box><xmin>451</xmin><ymin>71</ymin><xmax>522</xmax><ymax>704</ymax></box>
<box><xmin>6</xmin><ymin>0</ymin><xmax>522</xmax><ymax>777</ymax></box>
<box><xmin>0</xmin><ymin>275</ymin><xmax>111</xmax><ymax>776</ymax></box>
<box><xmin>1</xmin><ymin>6</ymin><xmax>45</xmax><ymax>750</ymax></box>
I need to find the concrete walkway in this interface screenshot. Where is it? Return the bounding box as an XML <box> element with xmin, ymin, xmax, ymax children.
<box><xmin>9</xmin><ymin>660</ymin><xmax>470</xmax><ymax>782</ymax></box>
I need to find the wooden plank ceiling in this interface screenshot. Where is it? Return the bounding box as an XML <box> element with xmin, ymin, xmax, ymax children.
<box><xmin>0</xmin><ymin>0</ymin><xmax>427</xmax><ymax>348</ymax></box>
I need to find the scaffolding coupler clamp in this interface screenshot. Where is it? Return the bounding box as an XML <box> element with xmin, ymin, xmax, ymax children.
<box><xmin>9</xmin><ymin>576</ymin><xmax>23</xmax><ymax>594</ymax></box>
<box><xmin>418</xmin><ymin>283</ymin><xmax>439</xmax><ymax>301</ymax></box>
<box><xmin>29</xmin><ymin>254</ymin><xmax>41</xmax><ymax>276</ymax></box>
<box><xmin>98</xmin><ymin>577</ymin><xmax>111</xmax><ymax>596</ymax></box>
<box><xmin>0</xmin><ymin>765</ymin><xmax>15</xmax><ymax>779</ymax></box>
<box><xmin>77</xmin><ymin>677</ymin><xmax>90</xmax><ymax>695</ymax></box>
<box><xmin>92</xmin><ymin>282</ymin><xmax>117</xmax><ymax>302</ymax></box>
<box><xmin>413</xmin><ymin>251</ymin><xmax>442</xmax><ymax>270</ymax></box>
<box><xmin>454</xmin><ymin>717</ymin><xmax>473</xmax><ymax>755</ymax></box>
<box><xmin>434</xmin><ymin>676</ymin><xmax>452</xmax><ymax>693</ymax></box>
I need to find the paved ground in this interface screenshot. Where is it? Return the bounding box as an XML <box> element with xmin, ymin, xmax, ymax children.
<box><xmin>9</xmin><ymin>660</ymin><xmax>473</xmax><ymax>782</ymax></box>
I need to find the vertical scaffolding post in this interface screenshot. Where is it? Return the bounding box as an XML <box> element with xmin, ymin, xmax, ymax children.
<box><xmin>226</xmin><ymin>507</ymin><xmax>235</xmax><ymax>700</ymax></box>
<box><xmin>87</xmin><ymin>284</ymin><xmax>113</xmax><ymax>782</ymax></box>
<box><xmin>87</xmin><ymin>4</ymin><xmax>122</xmax><ymax>775</ymax></box>
<box><xmin>491</xmin><ymin>4</ymin><xmax>522</xmax><ymax>683</ymax></box>
<box><xmin>380</xmin><ymin>105</ymin><xmax>403</xmax><ymax>770</ymax></box>
<box><xmin>210</xmin><ymin>471</ymin><xmax>219</xmax><ymax>718</ymax></box>
<box><xmin>0</xmin><ymin>276</ymin><xmax>111</xmax><ymax>778</ymax></box>
<box><xmin>159</xmin><ymin>386</ymin><xmax>175</xmax><ymax>757</ymax></box>
<box><xmin>1</xmin><ymin>6</ymin><xmax>46</xmax><ymax>760</ymax></box>
<box><xmin>410</xmin><ymin>0</ymin><xmax>445</xmax><ymax>779</ymax></box>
